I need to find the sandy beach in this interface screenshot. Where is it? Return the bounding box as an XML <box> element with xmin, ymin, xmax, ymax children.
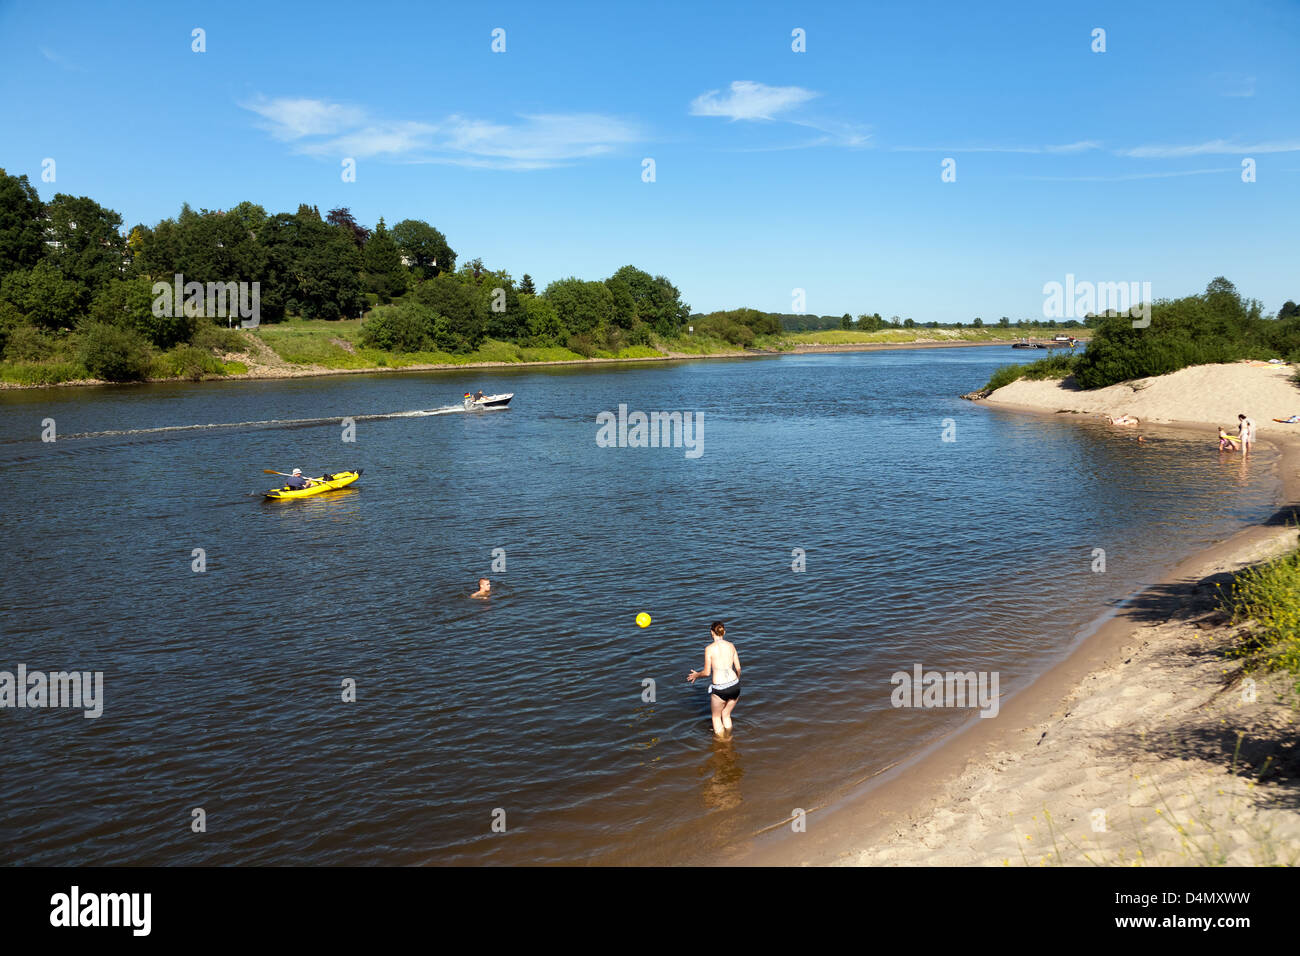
<box><xmin>738</xmin><ymin>362</ymin><xmax>1300</xmax><ymax>866</ymax></box>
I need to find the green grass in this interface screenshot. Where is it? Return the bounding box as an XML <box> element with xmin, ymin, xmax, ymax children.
<box><xmin>254</xmin><ymin>319</ymin><xmax>375</xmax><ymax>368</ymax></box>
<box><xmin>0</xmin><ymin>360</ymin><xmax>88</xmax><ymax>385</ymax></box>
<box><xmin>1222</xmin><ymin>546</ymin><xmax>1300</xmax><ymax>688</ymax></box>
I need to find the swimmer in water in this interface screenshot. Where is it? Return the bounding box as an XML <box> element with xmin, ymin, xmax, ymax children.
<box><xmin>470</xmin><ymin>578</ymin><xmax>491</xmax><ymax>598</ymax></box>
<box><xmin>687</xmin><ymin>621</ymin><xmax>742</xmax><ymax>737</ymax></box>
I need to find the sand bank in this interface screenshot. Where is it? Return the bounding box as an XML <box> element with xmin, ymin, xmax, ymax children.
<box><xmin>736</xmin><ymin>362</ymin><xmax>1300</xmax><ymax>866</ymax></box>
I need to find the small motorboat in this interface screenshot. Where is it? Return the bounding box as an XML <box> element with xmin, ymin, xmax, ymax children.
<box><xmin>463</xmin><ymin>392</ymin><xmax>513</xmax><ymax>409</ymax></box>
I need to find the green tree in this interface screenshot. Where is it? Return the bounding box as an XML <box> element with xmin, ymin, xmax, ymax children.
<box><xmin>392</xmin><ymin>219</ymin><xmax>455</xmax><ymax>278</ymax></box>
<box><xmin>609</xmin><ymin>265</ymin><xmax>689</xmax><ymax>336</ymax></box>
<box><xmin>605</xmin><ymin>276</ymin><xmax>637</xmax><ymax>329</ymax></box>
<box><xmin>523</xmin><ymin>295</ymin><xmax>564</xmax><ymax>345</ymax></box>
<box><xmin>973</xmin><ymin>317</ymin><xmax>984</xmax><ymax>328</ymax></box>
<box><xmin>0</xmin><ymin>260</ymin><xmax>84</xmax><ymax>330</ymax></box>
<box><xmin>410</xmin><ymin>274</ymin><xmax>485</xmax><ymax>351</ymax></box>
<box><xmin>362</xmin><ymin>218</ymin><xmax>406</xmax><ymax>304</ymax></box>
<box><xmin>44</xmin><ymin>194</ymin><xmax>128</xmax><ymax>303</ymax></box>
<box><xmin>519</xmin><ymin>274</ymin><xmax>536</xmax><ymax>295</ymax></box>
<box><xmin>260</xmin><ymin>210</ymin><xmax>365</xmax><ymax>319</ymax></box>
<box><xmin>326</xmin><ymin>207</ymin><xmax>370</xmax><ymax>248</ymax></box>
<box><xmin>840</xmin><ymin>313</ymin><xmax>852</xmax><ymax>330</ymax></box>
<box><xmin>0</xmin><ymin>169</ymin><xmax>45</xmax><ymax>277</ymax></box>
<box><xmin>90</xmin><ymin>275</ymin><xmax>194</xmax><ymax>348</ymax></box>
<box><xmin>543</xmin><ymin>277</ymin><xmax>614</xmax><ymax>337</ymax></box>
<box><xmin>1278</xmin><ymin>300</ymin><xmax>1300</xmax><ymax>320</ymax></box>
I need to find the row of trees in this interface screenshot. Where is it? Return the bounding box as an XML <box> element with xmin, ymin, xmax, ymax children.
<box><xmin>0</xmin><ymin>167</ymin><xmax>694</xmax><ymax>373</ymax></box>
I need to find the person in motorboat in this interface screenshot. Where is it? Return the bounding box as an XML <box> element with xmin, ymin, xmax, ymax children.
<box><xmin>474</xmin><ymin>389</ymin><xmax>485</xmax><ymax>402</ymax></box>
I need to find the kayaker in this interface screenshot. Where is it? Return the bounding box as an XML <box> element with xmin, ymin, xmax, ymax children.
<box><xmin>470</xmin><ymin>578</ymin><xmax>491</xmax><ymax>599</ymax></box>
<box><xmin>284</xmin><ymin>468</ymin><xmax>318</xmax><ymax>489</ymax></box>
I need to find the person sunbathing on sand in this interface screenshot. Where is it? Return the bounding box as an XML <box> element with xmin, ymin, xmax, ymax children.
<box><xmin>1106</xmin><ymin>414</ymin><xmax>1139</xmax><ymax>427</ymax></box>
<box><xmin>1218</xmin><ymin>427</ymin><xmax>1239</xmax><ymax>451</ymax></box>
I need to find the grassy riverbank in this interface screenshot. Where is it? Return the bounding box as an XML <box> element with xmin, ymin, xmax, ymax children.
<box><xmin>0</xmin><ymin>319</ymin><xmax>1085</xmax><ymax>387</ymax></box>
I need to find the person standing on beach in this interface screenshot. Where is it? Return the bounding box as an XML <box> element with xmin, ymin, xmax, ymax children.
<box><xmin>687</xmin><ymin>621</ymin><xmax>742</xmax><ymax>737</ymax></box>
<box><xmin>1237</xmin><ymin>413</ymin><xmax>1255</xmax><ymax>454</ymax></box>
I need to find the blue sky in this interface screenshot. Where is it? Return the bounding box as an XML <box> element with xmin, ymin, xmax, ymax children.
<box><xmin>1</xmin><ymin>0</ymin><xmax>1297</xmax><ymax>321</ymax></box>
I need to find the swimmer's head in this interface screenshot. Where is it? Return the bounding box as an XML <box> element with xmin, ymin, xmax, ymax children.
<box><xmin>479</xmin><ymin>578</ymin><xmax>490</xmax><ymax>589</ymax></box>
<box><xmin>710</xmin><ymin>621</ymin><xmax>725</xmax><ymax>637</ymax></box>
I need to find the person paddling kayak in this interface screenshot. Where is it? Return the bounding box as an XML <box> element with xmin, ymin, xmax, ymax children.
<box><xmin>284</xmin><ymin>468</ymin><xmax>319</xmax><ymax>489</ymax></box>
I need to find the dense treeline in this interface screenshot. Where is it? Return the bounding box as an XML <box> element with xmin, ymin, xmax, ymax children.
<box><xmin>986</xmin><ymin>278</ymin><xmax>1300</xmax><ymax>391</ymax></box>
<box><xmin>781</xmin><ymin>312</ymin><xmax>1092</xmax><ymax>332</ymax></box>
<box><xmin>0</xmin><ymin>168</ymin><xmax>696</xmax><ymax>380</ymax></box>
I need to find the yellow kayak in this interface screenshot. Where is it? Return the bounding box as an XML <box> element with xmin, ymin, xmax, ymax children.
<box><xmin>265</xmin><ymin>470</ymin><xmax>363</xmax><ymax>500</ymax></box>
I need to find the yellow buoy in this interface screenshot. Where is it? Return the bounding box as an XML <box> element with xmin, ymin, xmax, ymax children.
<box><xmin>636</xmin><ymin>612</ymin><xmax>652</xmax><ymax>628</ymax></box>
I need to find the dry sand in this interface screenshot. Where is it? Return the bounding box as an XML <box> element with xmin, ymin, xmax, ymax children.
<box><xmin>986</xmin><ymin>361</ymin><xmax>1300</xmax><ymax>438</ymax></box>
<box><xmin>737</xmin><ymin>361</ymin><xmax>1300</xmax><ymax>867</ymax></box>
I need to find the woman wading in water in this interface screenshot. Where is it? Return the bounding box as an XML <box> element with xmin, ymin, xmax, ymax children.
<box><xmin>688</xmin><ymin>621</ymin><xmax>742</xmax><ymax>737</ymax></box>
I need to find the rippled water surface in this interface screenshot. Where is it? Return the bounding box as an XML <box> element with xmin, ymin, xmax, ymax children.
<box><xmin>0</xmin><ymin>349</ymin><xmax>1280</xmax><ymax>864</ymax></box>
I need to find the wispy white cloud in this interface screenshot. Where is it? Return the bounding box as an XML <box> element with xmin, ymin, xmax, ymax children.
<box><xmin>242</xmin><ymin>97</ymin><xmax>642</xmax><ymax>170</ymax></box>
<box><xmin>689</xmin><ymin>80</ymin><xmax>865</xmax><ymax>148</ymax></box>
<box><xmin>689</xmin><ymin>81</ymin><xmax>819</xmax><ymax>121</ymax></box>
<box><xmin>1120</xmin><ymin>139</ymin><xmax>1300</xmax><ymax>158</ymax></box>
<box><xmin>244</xmin><ymin>97</ymin><xmax>368</xmax><ymax>140</ymax></box>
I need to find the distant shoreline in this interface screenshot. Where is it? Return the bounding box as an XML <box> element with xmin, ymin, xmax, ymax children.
<box><xmin>0</xmin><ymin>337</ymin><xmax>1066</xmax><ymax>390</ymax></box>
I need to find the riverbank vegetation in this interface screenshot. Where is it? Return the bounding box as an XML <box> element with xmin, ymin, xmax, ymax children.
<box><xmin>0</xmin><ymin>167</ymin><xmax>1098</xmax><ymax>386</ymax></box>
<box><xmin>1224</xmin><ymin>547</ymin><xmax>1300</xmax><ymax>690</ymax></box>
<box><xmin>982</xmin><ymin>279</ymin><xmax>1300</xmax><ymax>392</ymax></box>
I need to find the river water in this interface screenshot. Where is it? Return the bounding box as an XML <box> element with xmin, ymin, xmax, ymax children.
<box><xmin>0</xmin><ymin>348</ymin><xmax>1279</xmax><ymax>864</ymax></box>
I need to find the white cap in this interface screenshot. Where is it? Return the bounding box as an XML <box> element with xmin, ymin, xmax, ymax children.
<box><xmin>292</xmin><ymin>468</ymin><xmax>302</xmax><ymax>475</ymax></box>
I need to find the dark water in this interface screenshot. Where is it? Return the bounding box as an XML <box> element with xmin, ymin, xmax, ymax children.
<box><xmin>0</xmin><ymin>349</ymin><xmax>1279</xmax><ymax>865</ymax></box>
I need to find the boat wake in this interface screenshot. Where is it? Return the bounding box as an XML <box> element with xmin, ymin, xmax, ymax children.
<box><xmin>3</xmin><ymin>404</ymin><xmax>471</xmax><ymax>443</ymax></box>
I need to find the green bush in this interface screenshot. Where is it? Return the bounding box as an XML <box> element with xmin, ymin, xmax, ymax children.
<box><xmin>190</xmin><ymin>322</ymin><xmax>248</xmax><ymax>354</ymax></box>
<box><xmin>566</xmin><ymin>334</ymin><xmax>596</xmax><ymax>358</ymax></box>
<box><xmin>153</xmin><ymin>345</ymin><xmax>224</xmax><ymax>381</ymax></box>
<box><xmin>360</xmin><ymin>302</ymin><xmax>435</xmax><ymax>352</ymax></box>
<box><xmin>77</xmin><ymin>322</ymin><xmax>152</xmax><ymax>382</ymax></box>
<box><xmin>984</xmin><ymin>364</ymin><xmax>1026</xmax><ymax>391</ymax></box>
<box><xmin>3</xmin><ymin>323</ymin><xmax>57</xmax><ymax>362</ymax></box>
<box><xmin>1071</xmin><ymin>278</ymin><xmax>1268</xmax><ymax>389</ymax></box>
<box><xmin>1224</xmin><ymin>547</ymin><xmax>1300</xmax><ymax>687</ymax></box>
<box><xmin>981</xmin><ymin>354</ymin><xmax>1080</xmax><ymax>392</ymax></box>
